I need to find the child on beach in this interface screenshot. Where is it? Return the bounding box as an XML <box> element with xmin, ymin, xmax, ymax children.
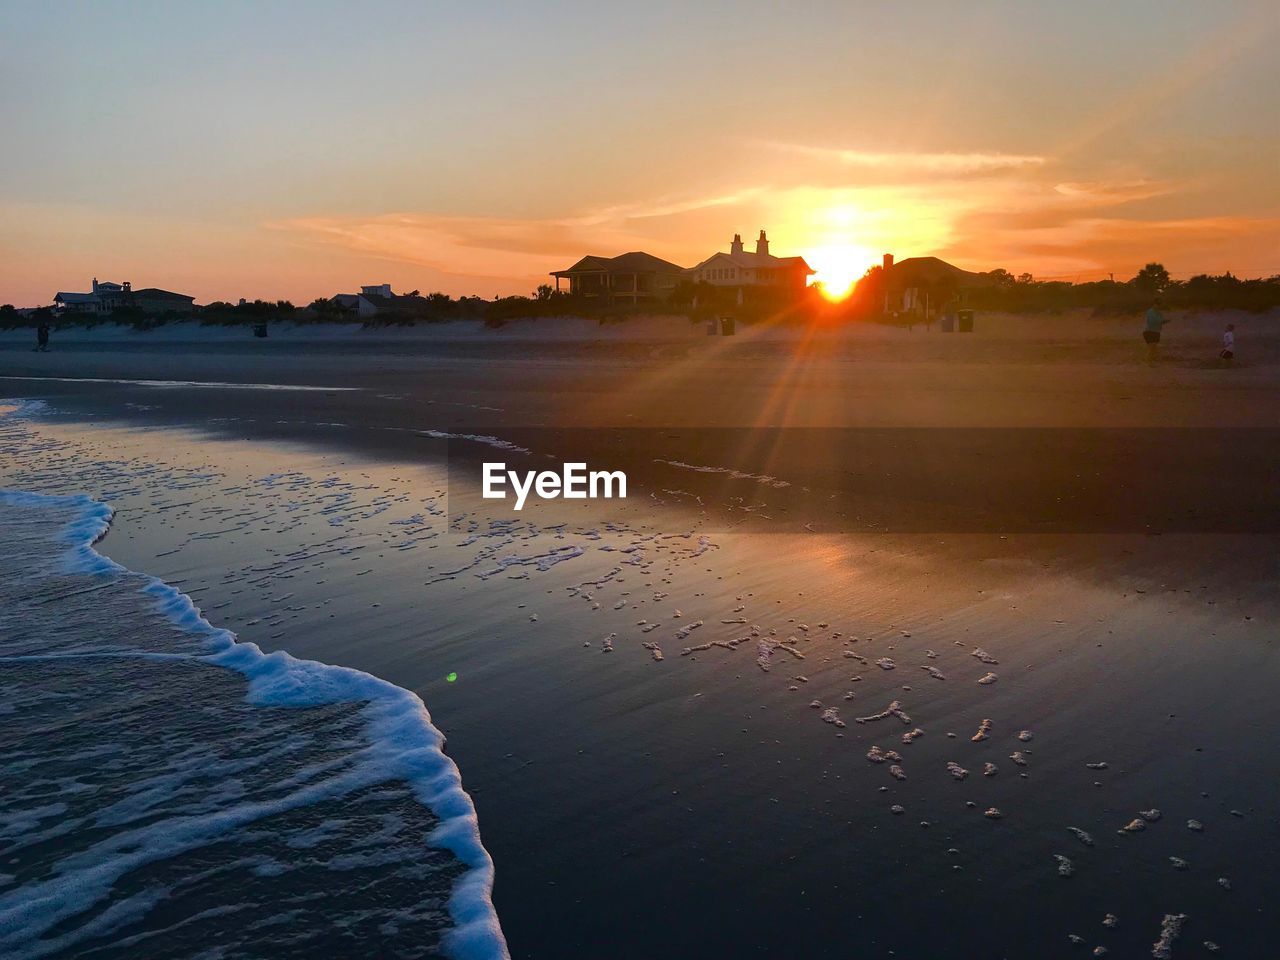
<box><xmin>1220</xmin><ymin>323</ymin><xmax>1235</xmax><ymax>364</ymax></box>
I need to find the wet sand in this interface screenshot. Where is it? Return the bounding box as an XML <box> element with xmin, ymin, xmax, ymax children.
<box><xmin>2</xmin><ymin>313</ymin><xmax>1278</xmax><ymax>958</ymax></box>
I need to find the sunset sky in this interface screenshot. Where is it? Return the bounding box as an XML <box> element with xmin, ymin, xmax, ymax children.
<box><xmin>2</xmin><ymin>0</ymin><xmax>1278</xmax><ymax>306</ymax></box>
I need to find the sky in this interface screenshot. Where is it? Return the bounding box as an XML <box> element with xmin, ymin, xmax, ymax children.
<box><xmin>2</xmin><ymin>0</ymin><xmax>1278</xmax><ymax>305</ymax></box>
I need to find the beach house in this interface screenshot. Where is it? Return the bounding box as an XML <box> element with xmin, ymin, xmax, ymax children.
<box><xmin>322</xmin><ymin>284</ymin><xmax>437</xmax><ymax>320</ymax></box>
<box><xmin>688</xmin><ymin>231</ymin><xmax>813</xmax><ymax>302</ymax></box>
<box><xmin>53</xmin><ymin>279</ymin><xmax>195</xmax><ymax>316</ymax></box>
<box><xmin>323</xmin><ymin>285</ymin><xmax>408</xmax><ymax>318</ymax></box>
<box><xmin>549</xmin><ymin>252</ymin><xmax>687</xmax><ymax>305</ymax></box>
<box><xmin>881</xmin><ymin>254</ymin><xmax>987</xmax><ymax>317</ymax></box>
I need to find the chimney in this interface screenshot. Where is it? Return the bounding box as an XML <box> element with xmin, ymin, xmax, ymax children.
<box><xmin>92</xmin><ymin>277</ymin><xmax>99</xmax><ymax>294</ymax></box>
<box><xmin>123</xmin><ymin>281</ymin><xmax>132</xmax><ymax>293</ymax></box>
<box><xmin>756</xmin><ymin>230</ymin><xmax>769</xmax><ymax>256</ymax></box>
<box><xmin>730</xmin><ymin>233</ymin><xmax>744</xmax><ymax>256</ymax></box>
<box><xmin>882</xmin><ymin>254</ymin><xmax>894</xmax><ymax>314</ymax></box>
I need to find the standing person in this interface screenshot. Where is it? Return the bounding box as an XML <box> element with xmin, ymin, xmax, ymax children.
<box><xmin>1142</xmin><ymin>298</ymin><xmax>1168</xmax><ymax>361</ymax></box>
<box><xmin>1220</xmin><ymin>323</ymin><xmax>1235</xmax><ymax>365</ymax></box>
<box><xmin>35</xmin><ymin>320</ymin><xmax>50</xmax><ymax>352</ymax></box>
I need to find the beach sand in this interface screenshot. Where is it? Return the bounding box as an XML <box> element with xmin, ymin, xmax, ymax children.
<box><xmin>2</xmin><ymin>312</ymin><xmax>1277</xmax><ymax>958</ymax></box>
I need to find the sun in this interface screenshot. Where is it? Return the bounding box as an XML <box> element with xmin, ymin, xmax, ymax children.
<box><xmin>806</xmin><ymin>242</ymin><xmax>878</xmax><ymax>302</ymax></box>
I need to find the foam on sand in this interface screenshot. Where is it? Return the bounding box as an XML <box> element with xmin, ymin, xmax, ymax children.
<box><xmin>1067</xmin><ymin>827</ymin><xmax>1095</xmax><ymax>846</ymax></box>
<box><xmin>653</xmin><ymin>459</ymin><xmax>790</xmax><ymax>488</ymax></box>
<box><xmin>0</xmin><ymin>489</ymin><xmax>508</xmax><ymax>960</ymax></box>
<box><xmin>1151</xmin><ymin>913</ymin><xmax>1187</xmax><ymax>959</ymax></box>
<box><xmin>418</xmin><ymin>429</ymin><xmax>530</xmax><ymax>454</ymax></box>
<box><xmin>856</xmin><ymin>700</ymin><xmax>912</xmax><ymax>725</ymax></box>
<box><xmin>0</xmin><ymin>375</ymin><xmax>359</xmax><ymax>392</ymax></box>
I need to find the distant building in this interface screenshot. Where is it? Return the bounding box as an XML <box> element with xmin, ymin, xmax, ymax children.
<box><xmin>882</xmin><ymin>254</ymin><xmax>986</xmax><ymax>317</ymax></box>
<box><xmin>53</xmin><ymin>278</ymin><xmax>194</xmax><ymax>316</ymax></box>
<box><xmin>688</xmin><ymin>231</ymin><xmax>814</xmax><ymax>302</ymax></box>
<box><xmin>54</xmin><ymin>279</ymin><xmax>129</xmax><ymax>314</ymax></box>
<box><xmin>550</xmin><ymin>252</ymin><xmax>687</xmax><ymax>304</ymax></box>
<box><xmin>131</xmin><ymin>288</ymin><xmax>198</xmax><ymax>314</ymax></box>
<box><xmin>327</xmin><ymin>284</ymin><xmax>431</xmax><ymax>319</ymax></box>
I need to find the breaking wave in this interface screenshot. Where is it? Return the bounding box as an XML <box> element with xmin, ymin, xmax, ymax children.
<box><xmin>0</xmin><ymin>489</ymin><xmax>507</xmax><ymax>960</ymax></box>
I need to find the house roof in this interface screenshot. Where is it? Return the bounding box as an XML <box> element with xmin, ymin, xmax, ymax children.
<box><xmin>888</xmin><ymin>256</ymin><xmax>986</xmax><ymax>288</ymax></box>
<box><xmin>690</xmin><ymin>249</ymin><xmax>814</xmax><ymax>275</ymax></box>
<box><xmin>551</xmin><ymin>256</ymin><xmax>611</xmax><ymax>276</ymax></box>
<box><xmin>131</xmin><ymin>288</ymin><xmax>195</xmax><ymax>302</ymax></box>
<box><xmin>55</xmin><ymin>287</ymin><xmax>194</xmax><ymax>304</ymax></box>
<box><xmin>551</xmin><ymin>252</ymin><xmax>686</xmax><ymax>277</ymax></box>
<box><xmin>358</xmin><ymin>293</ymin><xmax>432</xmax><ymax>311</ymax></box>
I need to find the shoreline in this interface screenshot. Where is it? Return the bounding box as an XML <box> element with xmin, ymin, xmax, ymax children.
<box><xmin>0</xmin><ymin>446</ymin><xmax>508</xmax><ymax>960</ymax></box>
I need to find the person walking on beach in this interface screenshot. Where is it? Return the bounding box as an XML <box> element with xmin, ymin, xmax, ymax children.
<box><xmin>35</xmin><ymin>320</ymin><xmax>50</xmax><ymax>352</ymax></box>
<box><xmin>1142</xmin><ymin>298</ymin><xmax>1168</xmax><ymax>361</ymax></box>
<box><xmin>1220</xmin><ymin>323</ymin><xmax>1235</xmax><ymax>365</ymax></box>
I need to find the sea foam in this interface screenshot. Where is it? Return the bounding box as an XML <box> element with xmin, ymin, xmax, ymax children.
<box><xmin>0</xmin><ymin>489</ymin><xmax>508</xmax><ymax>960</ymax></box>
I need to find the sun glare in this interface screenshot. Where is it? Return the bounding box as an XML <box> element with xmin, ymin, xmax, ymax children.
<box><xmin>789</xmin><ymin>201</ymin><xmax>880</xmax><ymax>303</ymax></box>
<box><xmin>807</xmin><ymin>243</ymin><xmax>877</xmax><ymax>302</ymax></box>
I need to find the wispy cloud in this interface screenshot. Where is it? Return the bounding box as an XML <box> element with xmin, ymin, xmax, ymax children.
<box><xmin>761</xmin><ymin>141</ymin><xmax>1048</xmax><ymax>175</ymax></box>
<box><xmin>1052</xmin><ymin>179</ymin><xmax>1180</xmax><ymax>205</ymax></box>
<box><xmin>569</xmin><ymin>189</ymin><xmax>767</xmax><ymax>226</ymax></box>
<box><xmin>267</xmin><ymin>185</ymin><xmax>775</xmax><ymax>282</ymax></box>
<box><xmin>266</xmin><ymin>187</ymin><xmax>764</xmax><ymax>291</ymax></box>
<box><xmin>270</xmin><ymin>214</ymin><xmax>581</xmax><ymax>278</ymax></box>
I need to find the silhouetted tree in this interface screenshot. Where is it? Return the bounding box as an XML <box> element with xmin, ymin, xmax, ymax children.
<box><xmin>1132</xmin><ymin>262</ymin><xmax>1171</xmax><ymax>293</ymax></box>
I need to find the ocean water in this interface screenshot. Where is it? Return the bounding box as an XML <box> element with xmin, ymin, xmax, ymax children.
<box><xmin>0</xmin><ymin>418</ymin><xmax>507</xmax><ymax>958</ymax></box>
<box><xmin>3</xmin><ymin>396</ymin><xmax>1277</xmax><ymax>959</ymax></box>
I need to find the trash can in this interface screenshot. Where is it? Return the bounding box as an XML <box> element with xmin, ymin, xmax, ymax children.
<box><xmin>957</xmin><ymin>309</ymin><xmax>974</xmax><ymax>333</ymax></box>
<box><xmin>719</xmin><ymin>316</ymin><xmax>736</xmax><ymax>336</ymax></box>
<box><xmin>939</xmin><ymin>313</ymin><xmax>955</xmax><ymax>333</ymax></box>
<box><xmin>253</xmin><ymin>321</ymin><xmax>268</xmax><ymax>338</ymax></box>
